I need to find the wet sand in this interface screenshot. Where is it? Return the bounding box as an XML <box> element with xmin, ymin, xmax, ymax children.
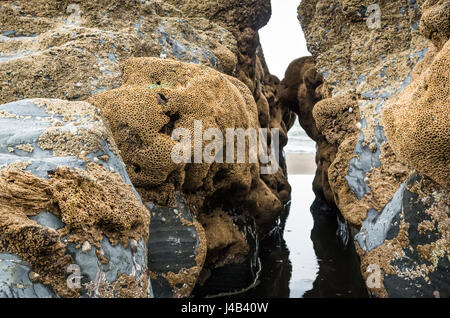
<box><xmin>286</xmin><ymin>153</ymin><xmax>316</xmax><ymax>175</ymax></box>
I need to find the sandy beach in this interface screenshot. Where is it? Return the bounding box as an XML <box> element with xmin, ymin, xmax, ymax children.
<box><xmin>286</xmin><ymin>153</ymin><xmax>316</xmax><ymax>175</ymax></box>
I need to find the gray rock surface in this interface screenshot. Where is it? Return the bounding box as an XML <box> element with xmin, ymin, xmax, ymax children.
<box><xmin>146</xmin><ymin>193</ymin><xmax>204</xmax><ymax>298</ymax></box>
<box><xmin>0</xmin><ymin>98</ymin><xmax>151</xmax><ymax>298</ymax></box>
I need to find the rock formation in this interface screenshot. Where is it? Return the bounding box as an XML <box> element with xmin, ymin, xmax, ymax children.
<box><xmin>0</xmin><ymin>0</ymin><xmax>294</xmax><ymax>297</ymax></box>
<box><xmin>278</xmin><ymin>57</ymin><xmax>337</xmax><ymax>207</ymax></box>
<box><xmin>295</xmin><ymin>0</ymin><xmax>449</xmax><ymax>297</ymax></box>
<box><xmin>0</xmin><ymin>0</ymin><xmax>291</xmax><ymax>215</ymax></box>
<box><xmin>89</xmin><ymin>57</ymin><xmax>278</xmax><ymax>296</ymax></box>
<box><xmin>0</xmin><ymin>99</ymin><xmax>150</xmax><ymax>298</ymax></box>
<box><xmin>0</xmin><ymin>0</ymin><xmax>238</xmax><ymax>102</ymax></box>
<box><xmin>3</xmin><ymin>0</ymin><xmax>446</xmax><ymax>299</ymax></box>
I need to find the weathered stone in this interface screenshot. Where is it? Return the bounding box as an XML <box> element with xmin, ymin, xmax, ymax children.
<box><xmin>0</xmin><ymin>99</ymin><xmax>151</xmax><ymax>298</ymax></box>
<box><xmin>356</xmin><ymin>173</ymin><xmax>449</xmax><ymax>298</ymax></box>
<box><xmin>0</xmin><ymin>0</ymin><xmax>238</xmax><ymax>104</ymax></box>
<box><xmin>147</xmin><ymin>194</ymin><xmax>206</xmax><ymax>298</ymax></box>
<box><xmin>296</xmin><ymin>0</ymin><xmax>449</xmax><ymax>297</ymax></box>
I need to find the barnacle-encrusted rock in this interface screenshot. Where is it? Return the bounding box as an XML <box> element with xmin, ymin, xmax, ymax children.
<box><xmin>352</xmin><ymin>6</ymin><xmax>450</xmax><ymax>297</ymax></box>
<box><xmin>0</xmin><ymin>99</ymin><xmax>150</xmax><ymax>298</ymax></box>
<box><xmin>165</xmin><ymin>0</ymin><xmax>271</xmax><ymax>31</ymax></box>
<box><xmin>297</xmin><ymin>0</ymin><xmax>450</xmax><ymax>297</ymax></box>
<box><xmin>90</xmin><ymin>57</ymin><xmax>257</xmax><ymax>203</ymax></box>
<box><xmin>383</xmin><ymin>40</ymin><xmax>450</xmax><ymax>189</ymax></box>
<box><xmin>90</xmin><ymin>57</ymin><xmax>283</xmax><ymax>235</ymax></box>
<box><xmin>419</xmin><ymin>0</ymin><xmax>450</xmax><ymax>50</ymax></box>
<box><xmin>298</xmin><ymin>0</ymin><xmax>427</xmax><ymax>227</ymax></box>
<box><xmin>313</xmin><ymin>97</ymin><xmax>360</xmax><ymax>146</ymax></box>
<box><xmin>0</xmin><ymin>0</ymin><xmax>238</xmax><ymax>104</ymax></box>
<box><xmin>355</xmin><ymin>173</ymin><xmax>449</xmax><ymax>298</ymax></box>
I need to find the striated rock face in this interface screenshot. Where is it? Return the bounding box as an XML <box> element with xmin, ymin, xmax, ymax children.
<box><xmin>356</xmin><ymin>173</ymin><xmax>449</xmax><ymax>298</ymax></box>
<box><xmin>298</xmin><ymin>0</ymin><xmax>449</xmax><ymax>297</ymax></box>
<box><xmin>146</xmin><ymin>194</ymin><xmax>206</xmax><ymax>298</ymax></box>
<box><xmin>0</xmin><ymin>99</ymin><xmax>150</xmax><ymax>298</ymax></box>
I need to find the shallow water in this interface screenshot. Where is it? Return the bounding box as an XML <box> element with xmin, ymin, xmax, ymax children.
<box><xmin>242</xmin><ymin>174</ymin><xmax>369</xmax><ymax>298</ymax></box>
<box><xmin>284</xmin><ymin>121</ymin><xmax>316</xmax><ymax>154</ymax></box>
<box><xmin>284</xmin><ymin>175</ymin><xmax>319</xmax><ymax>296</ymax></box>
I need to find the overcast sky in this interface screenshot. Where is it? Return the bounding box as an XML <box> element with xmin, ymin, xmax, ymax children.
<box><xmin>259</xmin><ymin>0</ymin><xmax>310</xmax><ymax>79</ymax></box>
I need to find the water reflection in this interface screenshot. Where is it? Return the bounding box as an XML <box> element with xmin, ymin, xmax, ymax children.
<box><xmin>285</xmin><ymin>175</ymin><xmax>319</xmax><ymax>297</ymax></box>
<box><xmin>243</xmin><ymin>175</ymin><xmax>368</xmax><ymax>298</ymax></box>
<box><xmin>304</xmin><ymin>197</ymin><xmax>369</xmax><ymax>298</ymax></box>
<box><xmin>240</xmin><ymin>213</ymin><xmax>291</xmax><ymax>298</ymax></box>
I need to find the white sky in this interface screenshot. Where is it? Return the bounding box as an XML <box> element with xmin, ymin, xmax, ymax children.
<box><xmin>259</xmin><ymin>0</ymin><xmax>310</xmax><ymax>79</ymax></box>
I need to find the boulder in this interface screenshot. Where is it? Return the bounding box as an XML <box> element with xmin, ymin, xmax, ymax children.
<box><xmin>0</xmin><ymin>99</ymin><xmax>150</xmax><ymax>298</ymax></box>
<box><xmin>89</xmin><ymin>57</ymin><xmax>283</xmax><ymax>234</ymax></box>
<box><xmin>89</xmin><ymin>57</ymin><xmax>281</xmax><ymax>294</ymax></box>
<box><xmin>0</xmin><ymin>0</ymin><xmax>238</xmax><ymax>104</ymax></box>
<box><xmin>356</xmin><ymin>173</ymin><xmax>449</xmax><ymax>298</ymax></box>
<box><xmin>296</xmin><ymin>0</ymin><xmax>449</xmax><ymax>296</ymax></box>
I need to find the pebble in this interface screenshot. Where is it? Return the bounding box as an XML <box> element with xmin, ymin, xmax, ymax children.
<box><xmin>356</xmin><ymin>122</ymin><xmax>362</xmax><ymax>130</ymax></box>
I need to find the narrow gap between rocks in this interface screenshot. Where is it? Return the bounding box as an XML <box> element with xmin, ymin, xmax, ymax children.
<box><xmin>242</xmin><ymin>0</ymin><xmax>368</xmax><ymax>298</ymax></box>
